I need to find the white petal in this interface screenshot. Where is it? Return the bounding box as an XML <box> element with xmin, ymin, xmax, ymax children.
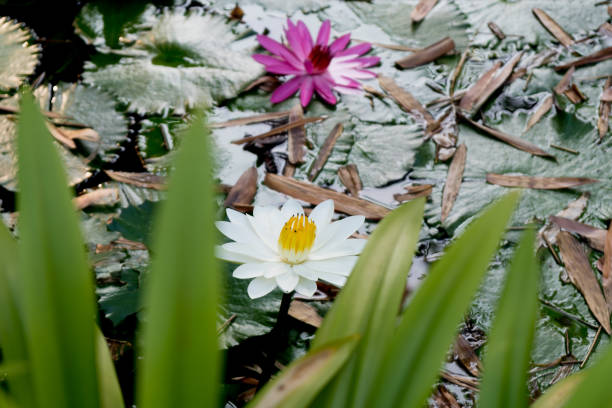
<box><xmin>317</xmin><ymin>271</ymin><xmax>347</xmax><ymax>287</ymax></box>
<box><xmin>233</xmin><ymin>263</ymin><xmax>282</xmax><ymax>279</ymax></box>
<box><xmin>249</xmin><ymin>206</ymin><xmax>282</xmax><ymax>251</ymax></box>
<box><xmin>216</xmin><ymin>245</ymin><xmax>261</xmax><ymax>264</ymax></box>
<box><xmin>276</xmin><ymin>270</ymin><xmax>300</xmax><ymax>292</ymax></box>
<box><xmin>308</xmin><ymin>199</ymin><xmax>334</xmax><ymax>230</ymax></box>
<box><xmin>309</xmin><ymin>239</ymin><xmax>367</xmax><ymax>260</ymax></box>
<box><xmin>222</xmin><ymin>242</ymin><xmax>280</xmax><ymax>262</ymax></box>
<box><xmin>263</xmin><ymin>262</ymin><xmax>291</xmax><ymax>278</ymax></box>
<box><xmin>226</xmin><ymin>208</ymin><xmax>247</xmax><ymax>224</ymax></box>
<box><xmin>313</xmin><ymin>215</ymin><xmax>365</xmax><ymax>251</ymax></box>
<box><xmin>216</xmin><ymin>220</ymin><xmax>279</xmax><ymax>259</ymax></box>
<box><xmin>294</xmin><ymin>277</ymin><xmax>317</xmax><ymax>297</ymax></box>
<box><xmin>303</xmin><ymin>256</ymin><xmax>358</xmax><ymax>276</ymax></box>
<box><xmin>280</xmin><ymin>199</ymin><xmax>304</xmax><ymax>221</ymax></box>
<box><xmin>292</xmin><ymin>263</ymin><xmax>318</xmax><ymax>280</ymax></box>
<box><xmin>247</xmin><ymin>277</ymin><xmax>277</xmax><ymax>299</ymax></box>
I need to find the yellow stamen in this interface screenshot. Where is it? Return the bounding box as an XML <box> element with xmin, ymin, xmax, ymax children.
<box><xmin>278</xmin><ymin>214</ymin><xmax>316</xmax><ymax>264</ymax></box>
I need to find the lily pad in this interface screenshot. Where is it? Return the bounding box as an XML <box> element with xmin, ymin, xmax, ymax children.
<box><xmin>82</xmin><ymin>9</ymin><xmax>264</xmax><ymax>114</ymax></box>
<box><xmin>0</xmin><ymin>17</ymin><xmax>40</xmax><ymax>91</ymax></box>
<box><xmin>455</xmin><ymin>0</ymin><xmax>609</xmax><ymax>46</ymax></box>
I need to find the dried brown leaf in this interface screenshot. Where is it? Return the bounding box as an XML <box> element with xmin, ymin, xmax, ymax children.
<box><xmin>555</xmin><ymin>47</ymin><xmax>612</xmax><ymax>71</ymax></box>
<box><xmin>283</xmin><ymin>162</ymin><xmax>296</xmax><ymax>178</ymax></box>
<box><xmin>487</xmin><ymin>22</ymin><xmax>506</xmax><ymax>40</ymax></box>
<box><xmin>308</xmin><ymin>123</ymin><xmax>343</xmax><ymax>181</ymax></box>
<box><xmin>410</xmin><ymin>0</ymin><xmax>439</xmax><ymax>22</ymax></box>
<box><xmin>264</xmin><ymin>173</ymin><xmax>390</xmax><ymax>220</ymax></box>
<box><xmin>73</xmin><ymin>188</ymin><xmax>119</xmax><ymax>210</ymax></box>
<box><xmin>550</xmin><ymin>216</ymin><xmax>607</xmax><ymax>252</ymax></box>
<box><xmin>454</xmin><ymin>334</ymin><xmax>482</xmax><ymax>377</ymax></box>
<box><xmin>105</xmin><ymin>170</ymin><xmax>166</xmax><ymax>190</ymax></box>
<box><xmin>486</xmin><ymin>173</ymin><xmax>597</xmax><ymax>189</ymax></box>
<box><xmin>450</xmin><ymin>49</ymin><xmax>470</xmax><ymax>96</ymax></box>
<box><xmin>600</xmin><ymin>22</ymin><xmax>612</xmax><ymax>37</ymax></box>
<box><xmin>554</xmin><ymin>66</ymin><xmax>575</xmax><ymax>95</ymax></box>
<box><xmin>224</xmin><ymin>167</ymin><xmax>258</xmax><ymax>208</ymax></box>
<box><xmin>288</xmin><ymin>300</ymin><xmax>323</xmax><ymax>328</ymax></box>
<box><xmin>459</xmin><ymin>61</ymin><xmax>502</xmax><ymax>113</ymax></box>
<box><xmin>525</xmin><ymin>94</ymin><xmax>553</xmax><ymax>132</ymax></box>
<box><xmin>287</xmin><ymin>104</ymin><xmax>306</xmax><ymax>164</ymax></box>
<box><xmin>441</xmin><ymin>143</ymin><xmax>467</xmax><ymax>222</ymax></box>
<box><xmin>395</xmin><ymin>37</ymin><xmax>455</xmax><ymax>69</ymax></box>
<box><xmin>394</xmin><ymin>184</ymin><xmax>433</xmax><ymax>202</ymax></box>
<box><xmin>337</xmin><ymin>164</ymin><xmax>362</xmax><ymax>197</ymax></box>
<box><xmin>433</xmin><ymin>385</ymin><xmax>462</xmax><ymax>408</ymax></box>
<box><xmin>231</xmin><ymin>116</ymin><xmax>326</xmax><ymax>144</ymax></box>
<box><xmin>474</xmin><ymin>53</ymin><xmax>524</xmax><ymax>114</ymax></box>
<box><xmin>538</xmin><ymin>193</ymin><xmax>588</xmax><ymax>248</ymax></box>
<box><xmin>46</xmin><ymin>122</ymin><xmax>77</xmax><ymax>149</ymax></box>
<box><xmin>210</xmin><ymin>111</ymin><xmax>289</xmax><ymax>128</ymax></box>
<box><xmin>532</xmin><ymin>8</ymin><xmax>575</xmax><ymax>46</ymax></box>
<box><xmin>557</xmin><ymin>231</ymin><xmax>611</xmax><ymax>334</ymax></box>
<box><xmin>378</xmin><ymin>75</ymin><xmax>435</xmax><ymax>125</ymax></box>
<box><xmin>603</xmin><ymin>86</ymin><xmax>612</xmax><ymax>103</ymax></box>
<box><xmin>459</xmin><ymin>115</ymin><xmax>555</xmax><ymax>158</ymax></box>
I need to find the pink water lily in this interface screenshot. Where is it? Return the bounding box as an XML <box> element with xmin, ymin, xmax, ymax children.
<box><xmin>253</xmin><ymin>19</ymin><xmax>380</xmax><ymax>107</ymax></box>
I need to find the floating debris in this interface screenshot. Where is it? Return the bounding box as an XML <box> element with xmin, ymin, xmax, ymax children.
<box><xmin>441</xmin><ymin>143</ymin><xmax>467</xmax><ymax>222</ymax></box>
<box><xmin>308</xmin><ymin>123</ymin><xmax>343</xmax><ymax>181</ymax></box>
<box><xmin>557</xmin><ymin>231</ymin><xmax>611</xmax><ymax>334</ymax></box>
<box><xmin>224</xmin><ymin>167</ymin><xmax>257</xmax><ymax>209</ymax></box>
<box><xmin>532</xmin><ymin>8</ymin><xmax>575</xmax><ymax>46</ymax></box>
<box><xmin>525</xmin><ymin>94</ymin><xmax>553</xmax><ymax>132</ymax></box>
<box><xmin>338</xmin><ymin>164</ymin><xmax>363</xmax><ymax>197</ymax></box>
<box><xmin>555</xmin><ymin>47</ymin><xmax>612</xmax><ymax>71</ymax></box>
<box><xmin>395</xmin><ymin>37</ymin><xmax>455</xmax><ymax>69</ymax></box>
<box><xmin>288</xmin><ymin>300</ymin><xmax>323</xmax><ymax>328</ymax></box>
<box><xmin>554</xmin><ymin>66</ymin><xmax>586</xmax><ymax>104</ymax></box>
<box><xmin>410</xmin><ymin>0</ymin><xmax>439</xmax><ymax>23</ymax></box>
<box><xmin>486</xmin><ymin>174</ymin><xmax>597</xmax><ymax>189</ymax></box>
<box><xmin>599</xmin><ymin>77</ymin><xmax>611</xmax><ymax>140</ymax></box>
<box><xmin>231</xmin><ymin>116</ymin><xmax>326</xmax><ymax>144</ymax></box>
<box><xmin>550</xmin><ymin>216</ymin><xmax>607</xmax><ymax>252</ymax></box>
<box><xmin>394</xmin><ymin>184</ymin><xmax>433</xmax><ymax>202</ymax></box>
<box><xmin>210</xmin><ymin>111</ymin><xmax>289</xmax><ymax>129</ymax></box>
<box><xmin>105</xmin><ymin>170</ymin><xmax>166</xmax><ymax>190</ymax></box>
<box><xmin>264</xmin><ymin>173</ymin><xmax>390</xmax><ymax>219</ymax></box>
<box><xmin>378</xmin><ymin>76</ymin><xmax>435</xmax><ymax>129</ymax></box>
<box><xmin>487</xmin><ymin>22</ymin><xmax>506</xmax><ymax>40</ymax></box>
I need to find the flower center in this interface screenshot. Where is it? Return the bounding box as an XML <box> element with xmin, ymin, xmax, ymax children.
<box><xmin>308</xmin><ymin>45</ymin><xmax>332</xmax><ymax>73</ymax></box>
<box><xmin>278</xmin><ymin>214</ymin><xmax>316</xmax><ymax>264</ymax></box>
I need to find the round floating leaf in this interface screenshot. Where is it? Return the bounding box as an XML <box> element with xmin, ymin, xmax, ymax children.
<box><xmin>48</xmin><ymin>83</ymin><xmax>129</xmax><ymax>162</ymax></box>
<box><xmin>455</xmin><ymin>0</ymin><xmax>609</xmax><ymax>46</ymax></box>
<box><xmin>83</xmin><ymin>10</ymin><xmax>263</xmax><ymax>114</ymax></box>
<box><xmin>0</xmin><ymin>17</ymin><xmax>40</xmax><ymax>91</ymax></box>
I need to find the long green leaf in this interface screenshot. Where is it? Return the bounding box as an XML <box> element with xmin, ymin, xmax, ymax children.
<box><xmin>311</xmin><ymin>198</ymin><xmax>425</xmax><ymax>408</ymax></box>
<box><xmin>531</xmin><ymin>372</ymin><xmax>584</xmax><ymax>408</ymax></box>
<box><xmin>95</xmin><ymin>326</ymin><xmax>125</xmax><ymax>408</ymax></box>
<box><xmin>137</xmin><ymin>115</ymin><xmax>220</xmax><ymax>408</ymax></box>
<box><xmin>16</xmin><ymin>90</ymin><xmax>99</xmax><ymax>407</ymax></box>
<box><xmin>0</xmin><ymin>223</ymin><xmax>32</xmax><ymax>406</ymax></box>
<box><xmin>367</xmin><ymin>191</ymin><xmax>520</xmax><ymax>408</ymax></box>
<box><xmin>479</xmin><ymin>228</ymin><xmax>539</xmax><ymax>408</ymax></box>
<box><xmin>249</xmin><ymin>335</ymin><xmax>359</xmax><ymax>408</ymax></box>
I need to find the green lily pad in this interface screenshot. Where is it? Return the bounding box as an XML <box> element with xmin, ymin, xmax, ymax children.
<box><xmin>455</xmin><ymin>0</ymin><xmax>609</xmax><ymax>46</ymax></box>
<box><xmin>98</xmin><ymin>268</ymin><xmax>142</xmax><ymax>325</ymax></box>
<box><xmin>108</xmin><ymin>200</ymin><xmax>158</xmax><ymax>246</ymax></box>
<box><xmin>82</xmin><ymin>9</ymin><xmax>264</xmax><ymax>114</ymax></box>
<box><xmin>0</xmin><ymin>17</ymin><xmax>40</xmax><ymax>91</ymax></box>
<box><xmin>219</xmin><ymin>273</ymin><xmax>283</xmax><ymax>349</ymax></box>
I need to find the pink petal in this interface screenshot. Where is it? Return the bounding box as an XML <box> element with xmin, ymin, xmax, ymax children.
<box><xmin>257</xmin><ymin>35</ymin><xmax>303</xmax><ymax>69</ymax></box>
<box><xmin>329</xmin><ymin>33</ymin><xmax>351</xmax><ymax>55</ymax></box>
<box><xmin>314</xmin><ymin>76</ymin><xmax>337</xmax><ymax>105</ymax></box>
<box><xmin>336</xmin><ymin>42</ymin><xmax>371</xmax><ymax>57</ymax></box>
<box><xmin>253</xmin><ymin>54</ymin><xmax>302</xmax><ymax>74</ymax></box>
<box><xmin>298</xmin><ymin>21</ymin><xmax>314</xmax><ymax>55</ymax></box>
<box><xmin>316</xmin><ymin>20</ymin><xmax>331</xmax><ymax>46</ymax></box>
<box><xmin>299</xmin><ymin>76</ymin><xmax>314</xmax><ymax>107</ymax></box>
<box><xmin>286</xmin><ymin>19</ymin><xmax>308</xmax><ymax>60</ymax></box>
<box><xmin>270</xmin><ymin>76</ymin><xmax>304</xmax><ymax>103</ymax></box>
<box><xmin>351</xmin><ymin>56</ymin><xmax>380</xmax><ymax>68</ymax></box>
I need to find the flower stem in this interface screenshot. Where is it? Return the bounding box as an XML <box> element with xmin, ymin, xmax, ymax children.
<box><xmin>257</xmin><ymin>291</ymin><xmax>293</xmax><ymax>390</ymax></box>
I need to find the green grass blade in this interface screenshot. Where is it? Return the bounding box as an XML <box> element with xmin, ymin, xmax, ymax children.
<box><xmin>16</xmin><ymin>90</ymin><xmax>99</xmax><ymax>407</ymax></box>
<box><xmin>0</xmin><ymin>223</ymin><xmax>33</xmax><ymax>406</ymax></box>
<box><xmin>560</xmin><ymin>343</ymin><xmax>612</xmax><ymax>407</ymax></box>
<box><xmin>95</xmin><ymin>326</ymin><xmax>125</xmax><ymax>408</ymax></box>
<box><xmin>531</xmin><ymin>372</ymin><xmax>584</xmax><ymax>408</ymax></box>
<box><xmin>248</xmin><ymin>335</ymin><xmax>359</xmax><ymax>408</ymax></box>
<box><xmin>479</xmin><ymin>228</ymin><xmax>539</xmax><ymax>408</ymax></box>
<box><xmin>367</xmin><ymin>191</ymin><xmax>520</xmax><ymax>408</ymax></box>
<box><xmin>311</xmin><ymin>198</ymin><xmax>425</xmax><ymax>408</ymax></box>
<box><xmin>137</xmin><ymin>115</ymin><xmax>220</xmax><ymax>408</ymax></box>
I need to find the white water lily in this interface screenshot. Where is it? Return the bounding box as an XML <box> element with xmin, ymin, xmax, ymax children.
<box><xmin>216</xmin><ymin>199</ymin><xmax>366</xmax><ymax>299</ymax></box>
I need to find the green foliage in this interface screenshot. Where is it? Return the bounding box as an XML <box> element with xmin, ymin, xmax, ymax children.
<box><xmin>479</xmin><ymin>228</ymin><xmax>540</xmax><ymax>408</ymax></box>
<box><xmin>136</xmin><ymin>115</ymin><xmax>221</xmax><ymax>407</ymax></box>
<box><xmin>15</xmin><ymin>90</ymin><xmax>100</xmax><ymax>407</ymax></box>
